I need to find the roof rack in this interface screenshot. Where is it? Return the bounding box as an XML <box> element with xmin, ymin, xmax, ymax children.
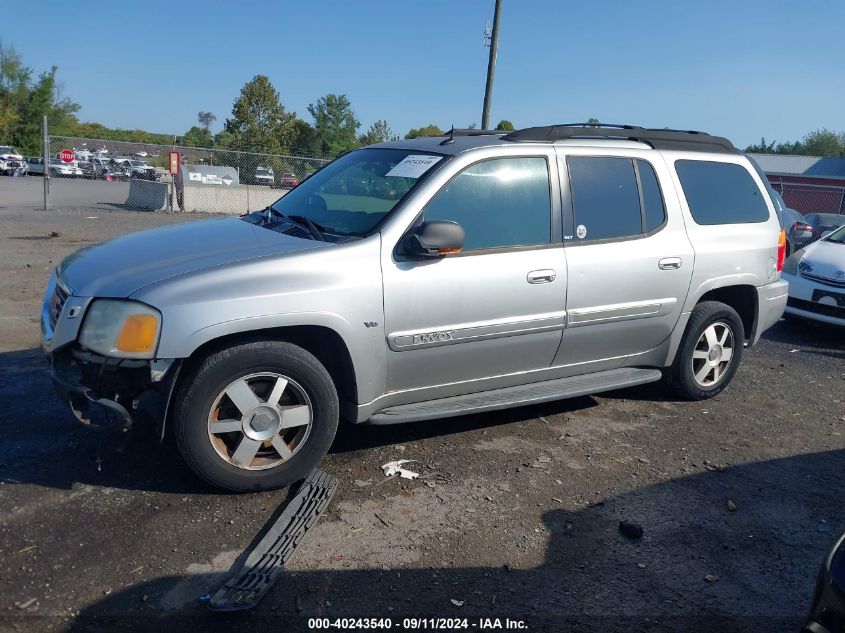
<box><xmin>440</xmin><ymin>127</ymin><xmax>503</xmax><ymax>145</ymax></box>
<box><xmin>501</xmin><ymin>124</ymin><xmax>737</xmax><ymax>154</ymax></box>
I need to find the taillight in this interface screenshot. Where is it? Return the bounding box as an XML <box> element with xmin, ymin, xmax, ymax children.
<box><xmin>776</xmin><ymin>229</ymin><xmax>787</xmax><ymax>271</ymax></box>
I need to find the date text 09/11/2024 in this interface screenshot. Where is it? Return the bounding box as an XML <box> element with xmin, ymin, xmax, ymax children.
<box><xmin>307</xmin><ymin>617</ymin><xmax>528</xmax><ymax>630</ymax></box>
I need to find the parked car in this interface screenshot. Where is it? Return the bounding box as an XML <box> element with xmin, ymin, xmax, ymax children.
<box><xmin>47</xmin><ymin>159</ymin><xmax>83</xmax><ymax>178</ymax></box>
<box><xmin>253</xmin><ymin>166</ymin><xmax>275</xmax><ymax>186</ymax></box>
<box><xmin>0</xmin><ymin>145</ymin><xmax>27</xmax><ymax>175</ymax></box>
<box><xmin>782</xmin><ymin>223</ymin><xmax>845</xmax><ymax>327</ymax></box>
<box><xmin>116</xmin><ymin>159</ymin><xmax>157</xmax><ymax>180</ymax></box>
<box><xmin>78</xmin><ymin>161</ymin><xmax>97</xmax><ymax>179</ymax></box>
<box><xmin>804</xmin><ymin>213</ymin><xmax>845</xmax><ymax>243</ymax></box>
<box><xmin>779</xmin><ymin>207</ymin><xmax>813</xmax><ymax>256</ymax></box>
<box><xmin>26</xmin><ymin>156</ymin><xmax>45</xmax><ymax>175</ymax></box>
<box><xmin>804</xmin><ymin>530</ymin><xmax>845</xmax><ymax>633</ymax></box>
<box><xmin>277</xmin><ymin>172</ymin><xmax>300</xmax><ymax>188</ymax></box>
<box><xmin>42</xmin><ymin>124</ymin><xmax>788</xmax><ymax>491</ymax></box>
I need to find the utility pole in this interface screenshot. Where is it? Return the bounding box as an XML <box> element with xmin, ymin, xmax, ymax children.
<box><xmin>481</xmin><ymin>0</ymin><xmax>503</xmax><ymax>130</ymax></box>
<box><xmin>42</xmin><ymin>115</ymin><xmax>50</xmax><ymax>211</ymax></box>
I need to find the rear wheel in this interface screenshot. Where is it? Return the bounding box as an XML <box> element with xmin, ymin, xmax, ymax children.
<box><xmin>666</xmin><ymin>301</ymin><xmax>744</xmax><ymax>400</ymax></box>
<box><xmin>174</xmin><ymin>341</ymin><xmax>338</xmax><ymax>491</ymax></box>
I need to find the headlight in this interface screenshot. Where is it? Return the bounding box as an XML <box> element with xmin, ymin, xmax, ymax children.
<box><xmin>78</xmin><ymin>300</ymin><xmax>161</xmax><ymax>359</ymax></box>
<box><xmin>782</xmin><ymin>248</ymin><xmax>805</xmax><ymax>276</ymax></box>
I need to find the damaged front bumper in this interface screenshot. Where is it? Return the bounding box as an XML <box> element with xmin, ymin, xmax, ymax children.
<box><xmin>48</xmin><ymin>347</ymin><xmax>179</xmax><ymax>434</ymax></box>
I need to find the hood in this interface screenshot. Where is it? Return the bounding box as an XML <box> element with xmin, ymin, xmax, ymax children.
<box><xmin>1</xmin><ymin>151</ymin><xmax>23</xmax><ymax>160</ymax></box>
<box><xmin>58</xmin><ymin>217</ymin><xmax>329</xmax><ymax>297</ymax></box>
<box><xmin>800</xmin><ymin>239</ymin><xmax>845</xmax><ymax>282</ymax></box>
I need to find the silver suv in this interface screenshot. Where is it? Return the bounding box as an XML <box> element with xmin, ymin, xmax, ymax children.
<box><xmin>41</xmin><ymin>124</ymin><xmax>789</xmax><ymax>491</ymax></box>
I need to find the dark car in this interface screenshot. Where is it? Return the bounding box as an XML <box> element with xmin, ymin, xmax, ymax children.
<box><xmin>78</xmin><ymin>161</ymin><xmax>97</xmax><ymax>179</ymax></box>
<box><xmin>805</xmin><ymin>213</ymin><xmax>845</xmax><ymax>242</ymax></box>
<box><xmin>780</xmin><ymin>207</ymin><xmax>814</xmax><ymax>256</ymax></box>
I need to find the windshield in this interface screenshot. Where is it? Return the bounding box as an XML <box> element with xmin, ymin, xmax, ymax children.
<box><xmin>266</xmin><ymin>148</ymin><xmax>444</xmax><ymax>236</ymax></box>
<box><xmin>0</xmin><ymin>146</ymin><xmax>14</xmax><ymax>154</ymax></box>
<box><xmin>826</xmin><ymin>224</ymin><xmax>845</xmax><ymax>243</ymax></box>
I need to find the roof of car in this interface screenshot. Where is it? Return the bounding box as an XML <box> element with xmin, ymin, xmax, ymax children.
<box><xmin>372</xmin><ymin>124</ymin><xmax>738</xmax><ymax>156</ymax></box>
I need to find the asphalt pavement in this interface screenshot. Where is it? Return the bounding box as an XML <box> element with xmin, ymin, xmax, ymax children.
<box><xmin>0</xmin><ymin>183</ymin><xmax>843</xmax><ymax>633</ymax></box>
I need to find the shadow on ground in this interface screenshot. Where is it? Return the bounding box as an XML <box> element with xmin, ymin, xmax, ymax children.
<box><xmin>0</xmin><ymin>348</ymin><xmax>598</xmax><ymax>495</ymax></box>
<box><xmin>7</xmin><ymin>449</ymin><xmax>838</xmax><ymax>633</ymax></box>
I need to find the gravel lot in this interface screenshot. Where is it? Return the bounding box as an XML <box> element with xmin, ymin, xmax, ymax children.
<box><xmin>1</xmin><ymin>177</ymin><xmax>843</xmax><ymax>632</ymax></box>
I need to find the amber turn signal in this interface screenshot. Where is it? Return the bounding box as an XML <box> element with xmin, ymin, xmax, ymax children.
<box><xmin>116</xmin><ymin>314</ymin><xmax>159</xmax><ymax>353</ymax></box>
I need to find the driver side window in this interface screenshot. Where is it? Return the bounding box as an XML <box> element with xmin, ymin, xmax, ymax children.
<box><xmin>422</xmin><ymin>157</ymin><xmax>551</xmax><ymax>251</ymax></box>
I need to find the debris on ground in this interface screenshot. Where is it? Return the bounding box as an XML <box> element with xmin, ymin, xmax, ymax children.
<box><xmin>530</xmin><ymin>455</ymin><xmax>553</xmax><ymax>468</ymax></box>
<box><xmin>619</xmin><ymin>520</ymin><xmax>644</xmax><ymax>539</ymax></box>
<box><xmin>704</xmin><ymin>574</ymin><xmax>719</xmax><ymax>582</ymax></box>
<box><xmin>727</xmin><ymin>499</ymin><xmax>737</xmax><ymax>512</ymax></box>
<box><xmin>15</xmin><ymin>598</ymin><xmax>38</xmax><ymax>610</ymax></box>
<box><xmin>450</xmin><ymin>599</ymin><xmax>464</xmax><ymax>607</ymax></box>
<box><xmin>208</xmin><ymin>469</ymin><xmax>337</xmax><ymax>611</ymax></box>
<box><xmin>381</xmin><ymin>460</ymin><xmax>419</xmax><ymax>480</ymax></box>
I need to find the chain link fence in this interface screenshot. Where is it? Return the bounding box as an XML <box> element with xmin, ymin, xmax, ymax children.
<box><xmin>770</xmin><ymin>180</ymin><xmax>845</xmax><ymax>216</ymax></box>
<box><xmin>41</xmin><ymin>136</ymin><xmax>330</xmax><ymax>214</ymax></box>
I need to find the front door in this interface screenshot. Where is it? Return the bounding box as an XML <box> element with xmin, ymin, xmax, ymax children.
<box><xmin>554</xmin><ymin>150</ymin><xmax>694</xmax><ymax>367</ymax></box>
<box><xmin>382</xmin><ymin>154</ymin><xmax>567</xmax><ymax>393</ymax></box>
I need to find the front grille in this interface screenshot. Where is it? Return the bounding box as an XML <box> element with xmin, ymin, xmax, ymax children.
<box><xmin>800</xmin><ymin>271</ymin><xmax>845</xmax><ymax>288</ymax></box>
<box><xmin>49</xmin><ymin>283</ymin><xmax>69</xmax><ymax>329</ymax></box>
<box><xmin>787</xmin><ymin>297</ymin><xmax>845</xmax><ymax>319</ymax></box>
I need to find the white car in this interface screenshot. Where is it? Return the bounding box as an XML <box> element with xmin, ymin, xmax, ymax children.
<box><xmin>782</xmin><ymin>224</ymin><xmax>845</xmax><ymax>326</ymax></box>
<box><xmin>0</xmin><ymin>145</ymin><xmax>27</xmax><ymax>175</ymax></box>
<box><xmin>48</xmin><ymin>159</ymin><xmax>83</xmax><ymax>177</ymax></box>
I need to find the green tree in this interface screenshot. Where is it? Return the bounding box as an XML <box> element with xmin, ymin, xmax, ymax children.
<box><xmin>222</xmin><ymin>75</ymin><xmax>295</xmax><ymax>154</ymax></box>
<box><xmin>586</xmin><ymin>117</ymin><xmax>600</xmax><ymax>126</ymax></box>
<box><xmin>183</xmin><ymin>125</ymin><xmax>213</xmax><ymax>148</ymax></box>
<box><xmin>802</xmin><ymin>128</ymin><xmax>845</xmax><ymax>157</ymax></box>
<box><xmin>404</xmin><ymin>124</ymin><xmax>444</xmax><ymax>139</ymax></box>
<box><xmin>358</xmin><ymin>119</ymin><xmax>395</xmax><ymax>146</ymax></box>
<box><xmin>0</xmin><ymin>42</ymin><xmax>80</xmax><ymax>154</ymax></box>
<box><xmin>197</xmin><ymin>111</ymin><xmax>216</xmax><ymax>131</ymax></box>
<box><xmin>495</xmin><ymin>119</ymin><xmax>514</xmax><ymax>131</ymax></box>
<box><xmin>308</xmin><ymin>94</ymin><xmax>360</xmax><ymax>156</ymax></box>
<box><xmin>290</xmin><ymin>118</ymin><xmax>323</xmax><ymax>157</ymax></box>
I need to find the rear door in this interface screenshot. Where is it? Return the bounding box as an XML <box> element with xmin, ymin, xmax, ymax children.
<box><xmin>554</xmin><ymin>149</ymin><xmax>694</xmax><ymax>367</ymax></box>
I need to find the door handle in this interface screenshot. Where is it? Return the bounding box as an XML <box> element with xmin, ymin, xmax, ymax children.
<box><xmin>658</xmin><ymin>257</ymin><xmax>683</xmax><ymax>270</ymax></box>
<box><xmin>527</xmin><ymin>269</ymin><xmax>556</xmax><ymax>284</ymax></box>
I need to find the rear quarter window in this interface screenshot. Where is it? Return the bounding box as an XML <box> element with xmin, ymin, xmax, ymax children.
<box><xmin>675</xmin><ymin>160</ymin><xmax>770</xmax><ymax>225</ymax></box>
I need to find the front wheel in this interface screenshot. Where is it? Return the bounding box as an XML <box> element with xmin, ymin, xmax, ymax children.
<box><xmin>174</xmin><ymin>341</ymin><xmax>339</xmax><ymax>491</ymax></box>
<box><xmin>666</xmin><ymin>301</ymin><xmax>744</xmax><ymax>400</ymax></box>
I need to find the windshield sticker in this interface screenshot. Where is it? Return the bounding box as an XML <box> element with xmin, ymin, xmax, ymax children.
<box><xmin>385</xmin><ymin>155</ymin><xmax>442</xmax><ymax>178</ymax></box>
<box><xmin>576</xmin><ymin>224</ymin><xmax>587</xmax><ymax>239</ymax></box>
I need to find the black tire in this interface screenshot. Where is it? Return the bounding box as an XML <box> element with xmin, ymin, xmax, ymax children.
<box><xmin>665</xmin><ymin>301</ymin><xmax>745</xmax><ymax>400</ymax></box>
<box><xmin>174</xmin><ymin>341</ymin><xmax>339</xmax><ymax>492</ymax></box>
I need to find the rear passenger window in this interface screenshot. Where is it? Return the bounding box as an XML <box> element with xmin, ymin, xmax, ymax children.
<box><xmin>637</xmin><ymin>160</ymin><xmax>666</xmax><ymax>233</ymax></box>
<box><xmin>568</xmin><ymin>157</ymin><xmax>642</xmax><ymax>241</ymax></box>
<box><xmin>567</xmin><ymin>157</ymin><xmax>667</xmax><ymax>241</ymax></box>
<box><xmin>675</xmin><ymin>160</ymin><xmax>769</xmax><ymax>225</ymax></box>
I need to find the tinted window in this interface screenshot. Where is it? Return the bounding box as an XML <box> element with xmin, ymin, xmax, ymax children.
<box><xmin>568</xmin><ymin>157</ymin><xmax>642</xmax><ymax>241</ymax></box>
<box><xmin>675</xmin><ymin>160</ymin><xmax>769</xmax><ymax>225</ymax></box>
<box><xmin>637</xmin><ymin>159</ymin><xmax>666</xmax><ymax>233</ymax></box>
<box><xmin>423</xmin><ymin>157</ymin><xmax>551</xmax><ymax>250</ymax></box>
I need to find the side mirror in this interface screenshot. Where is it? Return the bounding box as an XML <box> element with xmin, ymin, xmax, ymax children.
<box><xmin>805</xmin><ymin>532</ymin><xmax>845</xmax><ymax>633</ymax></box>
<box><xmin>402</xmin><ymin>220</ymin><xmax>465</xmax><ymax>258</ymax></box>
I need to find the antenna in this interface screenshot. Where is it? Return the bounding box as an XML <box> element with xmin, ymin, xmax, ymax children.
<box><xmin>483</xmin><ymin>20</ymin><xmax>491</xmax><ymax>47</ymax></box>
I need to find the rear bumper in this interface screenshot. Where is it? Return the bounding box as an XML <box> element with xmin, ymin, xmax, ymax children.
<box><xmin>751</xmin><ymin>279</ymin><xmax>789</xmax><ymax>345</ymax></box>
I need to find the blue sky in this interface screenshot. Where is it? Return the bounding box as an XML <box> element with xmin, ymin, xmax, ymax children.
<box><xmin>5</xmin><ymin>0</ymin><xmax>844</xmax><ymax>148</ymax></box>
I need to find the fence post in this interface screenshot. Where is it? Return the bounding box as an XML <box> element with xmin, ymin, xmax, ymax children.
<box><xmin>42</xmin><ymin>115</ymin><xmax>50</xmax><ymax>211</ymax></box>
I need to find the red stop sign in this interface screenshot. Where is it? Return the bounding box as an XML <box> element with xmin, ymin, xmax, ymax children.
<box><xmin>59</xmin><ymin>149</ymin><xmax>75</xmax><ymax>163</ymax></box>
